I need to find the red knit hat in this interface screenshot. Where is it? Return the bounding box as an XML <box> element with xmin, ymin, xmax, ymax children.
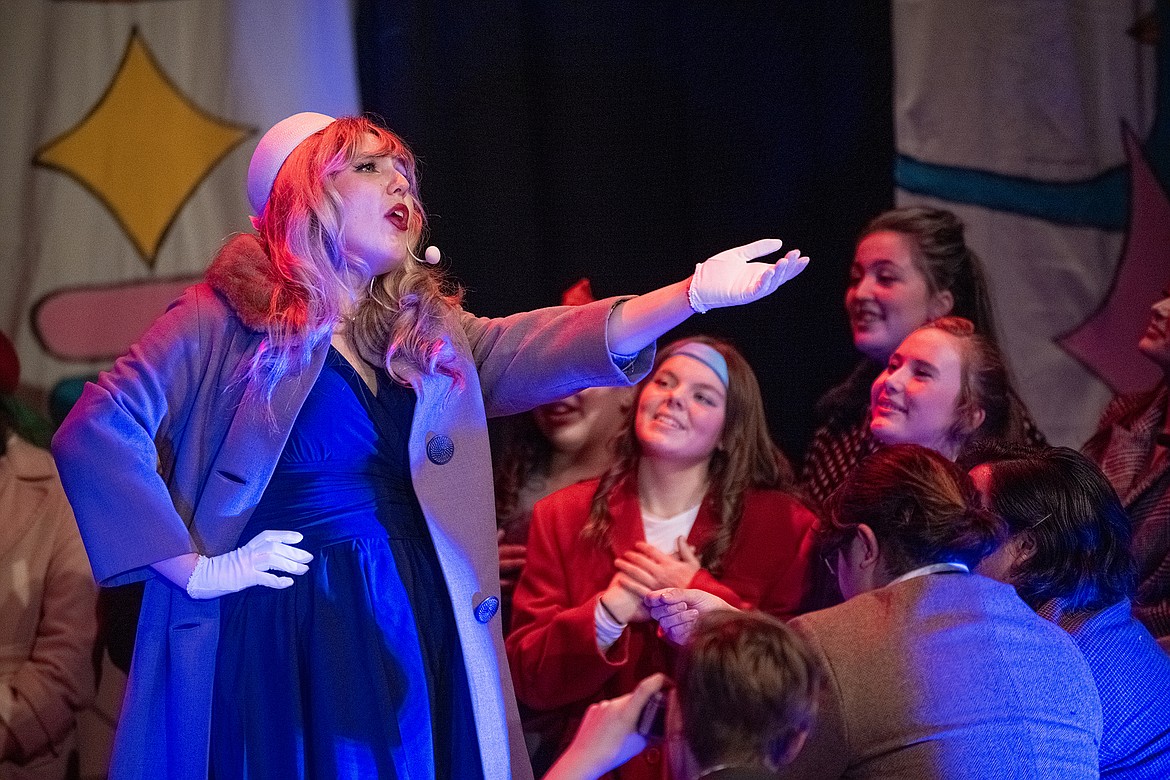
<box><xmin>0</xmin><ymin>332</ymin><xmax>18</xmax><ymax>394</ymax></box>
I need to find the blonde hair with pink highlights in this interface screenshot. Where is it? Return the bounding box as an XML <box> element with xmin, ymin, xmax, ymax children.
<box><xmin>245</xmin><ymin>116</ymin><xmax>463</xmax><ymax>403</ymax></box>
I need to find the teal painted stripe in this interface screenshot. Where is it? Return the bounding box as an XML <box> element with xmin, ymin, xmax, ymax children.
<box><xmin>895</xmin><ymin>155</ymin><xmax>1128</xmax><ymax>231</ymax></box>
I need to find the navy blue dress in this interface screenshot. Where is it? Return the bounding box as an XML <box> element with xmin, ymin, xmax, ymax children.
<box><xmin>210</xmin><ymin>347</ymin><xmax>483</xmax><ymax>779</ymax></box>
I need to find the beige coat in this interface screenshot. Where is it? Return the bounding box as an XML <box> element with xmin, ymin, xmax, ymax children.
<box><xmin>53</xmin><ymin>233</ymin><xmax>652</xmax><ymax>780</ymax></box>
<box><xmin>0</xmin><ymin>435</ymin><xmax>97</xmax><ymax>780</ymax></box>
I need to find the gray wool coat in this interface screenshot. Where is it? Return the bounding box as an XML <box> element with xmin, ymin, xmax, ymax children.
<box><xmin>52</xmin><ymin>234</ymin><xmax>651</xmax><ymax>780</ymax></box>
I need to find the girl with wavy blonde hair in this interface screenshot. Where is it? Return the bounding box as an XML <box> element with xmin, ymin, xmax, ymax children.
<box><xmin>246</xmin><ymin>116</ymin><xmax>463</xmax><ymax>402</ymax></box>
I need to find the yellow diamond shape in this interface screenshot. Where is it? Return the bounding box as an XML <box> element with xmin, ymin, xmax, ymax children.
<box><xmin>35</xmin><ymin>28</ymin><xmax>252</xmax><ymax>266</ymax></box>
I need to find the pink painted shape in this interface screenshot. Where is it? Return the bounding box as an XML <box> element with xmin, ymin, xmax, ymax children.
<box><xmin>1058</xmin><ymin>129</ymin><xmax>1170</xmax><ymax>395</ymax></box>
<box><xmin>35</xmin><ymin>277</ymin><xmax>200</xmax><ymax>361</ymax></box>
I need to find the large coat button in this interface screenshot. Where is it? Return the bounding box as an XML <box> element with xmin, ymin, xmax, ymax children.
<box><xmin>426</xmin><ymin>433</ymin><xmax>455</xmax><ymax>465</ymax></box>
<box><xmin>474</xmin><ymin>596</ymin><xmax>500</xmax><ymax>624</ymax></box>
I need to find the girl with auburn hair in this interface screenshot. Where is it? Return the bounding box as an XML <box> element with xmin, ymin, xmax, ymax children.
<box><xmin>52</xmin><ymin>113</ymin><xmax>810</xmax><ymax>780</ymax></box>
<box><xmin>868</xmin><ymin>316</ymin><xmax>1022</xmax><ymax>462</ymax></box>
<box><xmin>970</xmin><ymin>445</ymin><xmax>1170</xmax><ymax>778</ymax></box>
<box><xmin>804</xmin><ymin>315</ymin><xmax>1021</xmax><ymax>613</ymax></box>
<box><xmin>649</xmin><ymin>444</ymin><xmax>1102</xmax><ymax>780</ymax></box>
<box><xmin>802</xmin><ymin>206</ymin><xmax>1041</xmax><ymax>506</ymax></box>
<box><xmin>507</xmin><ymin>336</ymin><xmax>818</xmax><ymax>780</ymax></box>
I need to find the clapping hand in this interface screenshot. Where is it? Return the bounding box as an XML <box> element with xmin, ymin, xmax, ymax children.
<box><xmin>600</xmin><ymin>569</ymin><xmax>652</xmax><ymax>625</ymax></box>
<box><xmin>645</xmin><ymin>587</ymin><xmax>736</xmax><ymax>645</ymax></box>
<box><xmin>615</xmin><ymin>538</ymin><xmax>701</xmax><ymax>592</ymax></box>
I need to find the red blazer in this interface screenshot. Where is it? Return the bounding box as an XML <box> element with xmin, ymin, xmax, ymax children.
<box><xmin>506</xmin><ymin>476</ymin><xmax>818</xmax><ymax>779</ymax></box>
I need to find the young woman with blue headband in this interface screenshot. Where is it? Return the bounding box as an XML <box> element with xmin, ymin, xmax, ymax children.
<box><xmin>507</xmin><ymin>336</ymin><xmax>817</xmax><ymax>780</ymax></box>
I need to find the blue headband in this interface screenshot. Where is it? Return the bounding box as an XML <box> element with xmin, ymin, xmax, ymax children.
<box><xmin>666</xmin><ymin>341</ymin><xmax>729</xmax><ymax>388</ymax></box>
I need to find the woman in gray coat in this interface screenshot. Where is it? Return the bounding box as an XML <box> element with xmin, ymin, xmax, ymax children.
<box><xmin>52</xmin><ymin>112</ymin><xmax>808</xmax><ymax>780</ymax></box>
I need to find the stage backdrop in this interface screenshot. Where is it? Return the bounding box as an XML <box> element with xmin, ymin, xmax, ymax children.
<box><xmin>0</xmin><ymin>0</ymin><xmax>359</xmax><ymax>414</ymax></box>
<box><xmin>891</xmin><ymin>0</ymin><xmax>1166</xmax><ymax>446</ymax></box>
<box><xmin>355</xmin><ymin>1</ymin><xmax>896</xmax><ymax>460</ymax></box>
<box><xmin>357</xmin><ymin>1</ymin><xmax>1168</xmax><ymax>455</ymax></box>
<box><xmin>5</xmin><ymin>2</ymin><xmax>1160</xmax><ymax>461</ymax></box>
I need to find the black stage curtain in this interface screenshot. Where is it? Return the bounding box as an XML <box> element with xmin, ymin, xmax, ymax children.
<box><xmin>357</xmin><ymin>2</ymin><xmax>893</xmax><ymax>463</ymax></box>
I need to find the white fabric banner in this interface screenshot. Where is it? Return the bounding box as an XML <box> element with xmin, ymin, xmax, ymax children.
<box><xmin>891</xmin><ymin>0</ymin><xmax>1164</xmax><ymax>446</ymax></box>
<box><xmin>1</xmin><ymin>0</ymin><xmax>359</xmax><ymax>396</ymax></box>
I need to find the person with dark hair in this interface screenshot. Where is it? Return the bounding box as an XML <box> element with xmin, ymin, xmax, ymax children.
<box><xmin>969</xmin><ymin>444</ymin><xmax>1170</xmax><ymax>778</ymax></box>
<box><xmin>868</xmin><ymin>316</ymin><xmax>1019</xmax><ymax>461</ymax></box>
<box><xmin>495</xmin><ymin>385</ymin><xmax>633</xmax><ymax>597</ymax></box>
<box><xmin>494</xmin><ymin>394</ymin><xmax>637</xmax><ymax>777</ymax></box>
<box><xmin>545</xmin><ymin>610</ymin><xmax>821</xmax><ymax>780</ymax></box>
<box><xmin>666</xmin><ymin>610</ymin><xmax>820</xmax><ymax>780</ymax></box>
<box><xmin>507</xmin><ymin>336</ymin><xmax>817</xmax><ymax>780</ymax></box>
<box><xmin>51</xmin><ymin>112</ymin><xmax>810</xmax><ymax>780</ymax></box>
<box><xmin>651</xmin><ymin>444</ymin><xmax>1101</xmax><ymax>779</ymax></box>
<box><xmin>0</xmin><ymin>332</ymin><xmax>97</xmax><ymax>779</ymax></box>
<box><xmin>494</xmin><ymin>280</ymin><xmax>637</xmax><ymax>629</ymax></box>
<box><xmin>802</xmin><ymin>206</ymin><xmax>1041</xmax><ymax>506</ymax></box>
<box><xmin>1083</xmin><ymin>289</ymin><xmax>1170</xmax><ymax>639</ymax></box>
<box><xmin>491</xmin><ymin>280</ymin><xmax>637</xmax><ymax>773</ymax></box>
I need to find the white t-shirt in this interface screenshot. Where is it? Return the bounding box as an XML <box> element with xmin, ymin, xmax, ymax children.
<box><xmin>595</xmin><ymin>503</ymin><xmax>702</xmax><ymax>650</ymax></box>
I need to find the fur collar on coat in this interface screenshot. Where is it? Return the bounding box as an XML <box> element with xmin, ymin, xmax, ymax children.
<box><xmin>204</xmin><ymin>233</ymin><xmax>301</xmax><ymax>333</ymax></box>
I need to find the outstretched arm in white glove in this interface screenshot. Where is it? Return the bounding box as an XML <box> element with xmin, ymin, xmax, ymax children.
<box><xmin>151</xmin><ymin>530</ymin><xmax>313</xmax><ymax>599</ymax></box>
<box><xmin>687</xmin><ymin>239</ymin><xmax>808</xmax><ymax>313</ymax></box>
<box><xmin>606</xmin><ymin>239</ymin><xmax>809</xmax><ymax>356</ymax></box>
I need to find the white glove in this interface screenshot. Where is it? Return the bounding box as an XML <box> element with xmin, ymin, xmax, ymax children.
<box><xmin>186</xmin><ymin>530</ymin><xmax>313</xmax><ymax>599</ymax></box>
<box><xmin>687</xmin><ymin>239</ymin><xmax>809</xmax><ymax>314</ymax></box>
